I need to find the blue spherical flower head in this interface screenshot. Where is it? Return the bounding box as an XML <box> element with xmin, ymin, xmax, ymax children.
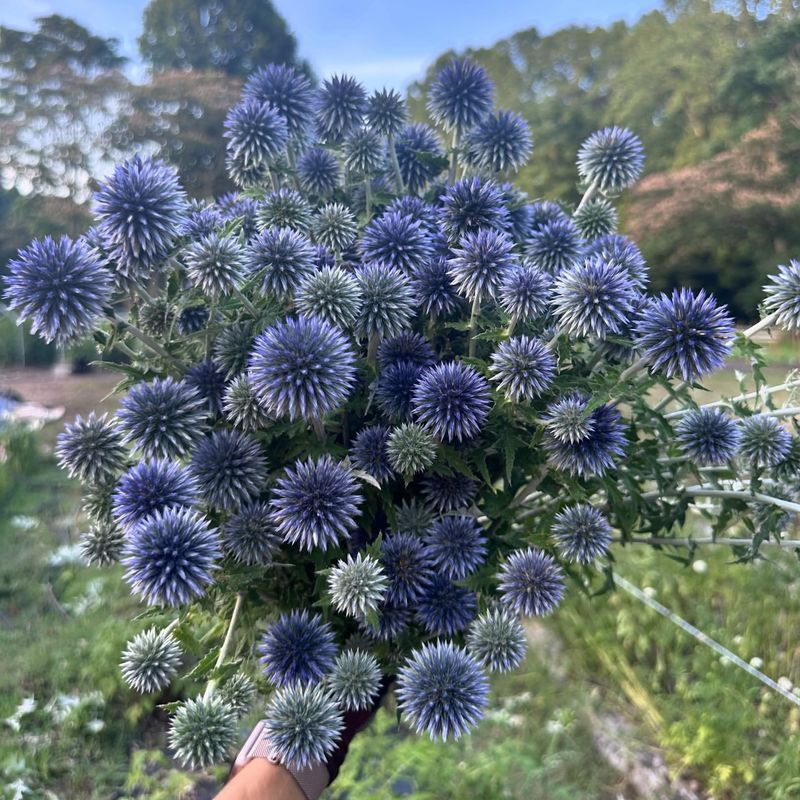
<box><xmin>427</xmin><ymin>57</ymin><xmax>494</xmax><ymax>133</ymax></box>
<box><xmin>360</xmin><ymin>211</ymin><xmax>433</xmax><ymax>275</ymax></box>
<box><xmin>56</xmin><ymin>412</ymin><xmax>127</xmax><ymax>485</ymax></box>
<box><xmin>448</xmin><ymin>228</ymin><xmax>516</xmax><ymax>302</ymax></box>
<box><xmin>394</xmin><ymin>123</ymin><xmax>445</xmax><ymax>194</ymax></box>
<box><xmin>312</xmin><ymin>203</ymin><xmax>358</xmax><ymax>254</ymax></box>
<box><xmin>412</xmin><ymin>362</ymin><xmax>491</xmax><ymax>443</ymax></box>
<box><xmin>350</xmin><ymin>425</ymin><xmax>393</xmax><ymax>483</ymax></box>
<box><xmin>259</xmin><ymin>610</ymin><xmax>338</xmax><ymax>688</ymax></box>
<box><xmin>189</xmin><ymin>429</ymin><xmax>267</xmax><ymax>512</ymax></box>
<box><xmin>386</xmin><ymin>196</ymin><xmax>439</xmax><ymax>231</ymax></box>
<box><xmin>245</xmin><ymin>227</ymin><xmax>316</xmax><ymax>300</ymax></box>
<box><xmin>738</xmin><ymin>415</ymin><xmax>792</xmax><ymax>468</ymax></box>
<box><xmin>94</xmin><ymin>156</ymin><xmax>187</xmax><ymax>277</ymax></box>
<box><xmin>498</xmin><ymin>263</ymin><xmax>551</xmax><ymax>323</ymax></box>
<box><xmin>123</xmin><ymin>507</ymin><xmax>219</xmax><ymax>607</ymax></box>
<box><xmin>298</xmin><ymin>147</ymin><xmax>341</xmax><ymax>196</ymax></box>
<box><xmin>376</xmin><ymin>361</ymin><xmax>424</xmax><ymax>421</ymax></box>
<box><xmin>362</xmin><ymin>602</ymin><xmax>412</xmax><ymax>641</ymax></box>
<box><xmin>421</xmin><ymin>472</ymin><xmax>477</xmax><ymax>513</ymax></box>
<box><xmin>553</xmin><ymin>256</ymin><xmax>636</xmax><ymax>339</ymax></box>
<box><xmin>295</xmin><ymin>266</ymin><xmax>363</xmax><ymax>329</ymax></box>
<box><xmin>674</xmin><ymin>408</ymin><xmax>741</xmax><ymax>466</ymax></box>
<box><xmin>185</xmin><ymin>359</ymin><xmax>228</xmax><ymax>416</ymax></box>
<box><xmin>377</xmin><ymin>332</ymin><xmax>436</xmax><ymax>369</ymax></box>
<box><xmin>183</xmin><ymin>233</ymin><xmax>245</xmax><ymax>298</ymax></box>
<box><xmin>635</xmin><ymin>289</ymin><xmax>735</xmax><ymax>382</ymax></box>
<box><xmin>498</xmin><ymin>547</ymin><xmax>565</xmax><ymax>617</ymax></box>
<box><xmin>489</xmin><ymin>336</ymin><xmax>556</xmax><ymax>402</ymax></box>
<box><xmin>343</xmin><ymin>127</ymin><xmax>385</xmax><ymax>176</ymax></box>
<box><xmin>316</xmin><ymin>74</ymin><xmax>367</xmax><ymax>143</ymax></box>
<box><xmin>467</xmin><ymin>607</ymin><xmax>527</xmax><ymax>673</ymax></box>
<box><xmin>113</xmin><ymin>459</ymin><xmax>198</xmax><ymax>529</ymax></box>
<box><xmin>217</xmin><ymin>194</ymin><xmax>260</xmax><ymax>239</ymax></box>
<box><xmin>584</xmin><ymin>233</ymin><xmax>647</xmax><ymax>289</ymax></box>
<box><xmin>224</xmin><ymin>98</ymin><xmax>289</xmax><ymax>167</ymax></box>
<box><xmin>328</xmin><ymin>650</ymin><xmax>383</xmax><ymax>712</ymax></box>
<box><xmin>439</xmin><ymin>177</ymin><xmax>511</xmax><ymax>242</ymax></box>
<box><xmin>258</xmin><ymin>188</ymin><xmax>313</xmax><ymax>233</ymax></box>
<box><xmin>243</xmin><ymin>64</ymin><xmax>314</xmax><ymax>139</ymax></box>
<box><xmin>415</xmin><ymin>573</ymin><xmax>477</xmax><ymax>636</ymax></box>
<box><xmin>178</xmin><ymin>305</ymin><xmax>209</xmax><ymax>335</ymax></box>
<box><xmin>764</xmin><ymin>260</ymin><xmax>800</xmax><ymax>331</ymax></box>
<box><xmin>397</xmin><ymin>641</ymin><xmax>489</xmax><ymax>741</ymax></box>
<box><xmin>4</xmin><ymin>236</ymin><xmax>111</xmax><ymax>346</ymax></box>
<box><xmin>117</xmin><ymin>377</ymin><xmax>208</xmax><ymax>460</ymax></box>
<box><xmin>572</xmin><ymin>197</ymin><xmax>618</xmax><ymax>242</ymax></box>
<box><xmin>270</xmin><ymin>455</ymin><xmax>362</xmax><ymax>551</ymax></box>
<box><xmin>499</xmin><ymin>183</ymin><xmax>534</xmax><ymax>244</ymax></box>
<box><xmin>354</xmin><ymin>263</ymin><xmax>416</xmax><ymax>341</ymax></box>
<box><xmin>424</xmin><ymin>515</ymin><xmax>487</xmax><ymax>579</ymax></box>
<box><xmin>328</xmin><ymin>552</ymin><xmax>388</xmax><ymax>618</ymax></box>
<box><xmin>220</xmin><ymin>500</ymin><xmax>281</xmax><ymax>566</ymax></box>
<box><xmin>381</xmin><ymin>531</ymin><xmax>434</xmax><ymax>607</ymax></box>
<box><xmin>249</xmin><ymin>315</ymin><xmax>356</xmax><ymax>422</ymax></box>
<box><xmin>525</xmin><ymin>217</ymin><xmax>584</xmax><ymax>275</ymax></box>
<box><xmin>465</xmin><ymin>110</ymin><xmax>533</xmax><ymax>174</ymax></box>
<box><xmin>577</xmin><ymin>126</ymin><xmax>644</xmax><ymax>193</ymax></box>
<box><xmin>528</xmin><ymin>201</ymin><xmax>568</xmax><ymax>232</ymax></box>
<box><xmin>410</xmin><ymin>256</ymin><xmax>462</xmax><ymax>318</ymax></box>
<box><xmin>552</xmin><ymin>504</ymin><xmax>612</xmax><ymax>564</ymax></box>
<box><xmin>181</xmin><ymin>201</ymin><xmax>222</xmax><ymax>238</ymax></box>
<box><xmin>367</xmin><ymin>88</ymin><xmax>407</xmax><ymax>138</ymax></box>
<box><xmin>225</xmin><ymin>148</ymin><xmax>269</xmax><ymax>189</ymax></box>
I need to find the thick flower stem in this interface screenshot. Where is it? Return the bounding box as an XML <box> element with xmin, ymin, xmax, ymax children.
<box><xmin>114</xmin><ymin>315</ymin><xmax>183</xmax><ymax>367</ymax></box>
<box><xmin>232</xmin><ymin>286</ymin><xmax>260</xmax><ymax>319</ymax></box>
<box><xmin>614</xmin><ymin>535</ymin><xmax>800</xmax><ymax>549</ymax></box>
<box><xmin>575</xmin><ymin>180</ymin><xmax>598</xmax><ymax>213</ymax></box>
<box><xmin>448</xmin><ymin>128</ymin><xmax>460</xmax><ymax>184</ymax></box>
<box><xmin>367</xmin><ymin>333</ymin><xmax>380</xmax><ymax>365</ymax></box>
<box><xmin>312</xmin><ymin>418</ymin><xmax>326</xmax><ymax>443</ymax></box>
<box><xmin>506</xmin><ymin>315</ymin><xmax>518</xmax><ymax>338</ymax></box>
<box><xmin>665</xmin><ymin>379</ymin><xmax>800</xmax><ymax>420</ymax></box>
<box><xmin>742</xmin><ymin>312</ymin><xmax>778</xmax><ymax>339</ymax></box>
<box><xmin>204</xmin><ymin>592</ymin><xmax>244</xmax><ymax>701</ymax></box>
<box><xmin>205</xmin><ymin>299</ymin><xmax>216</xmax><ymax>359</ymax></box>
<box><xmin>468</xmin><ymin>296</ymin><xmax>481</xmax><ymax>358</ymax></box>
<box><xmin>642</xmin><ymin>485</ymin><xmax>800</xmax><ymax>515</ymax></box>
<box><xmin>364</xmin><ymin>177</ymin><xmax>372</xmax><ymax>217</ymax></box>
<box><xmin>286</xmin><ymin>143</ymin><xmax>302</xmax><ymax>192</ymax></box>
<box><xmin>617</xmin><ymin>355</ymin><xmax>649</xmax><ymax>384</ymax></box>
<box><xmin>388</xmin><ymin>136</ymin><xmax>405</xmax><ymax>193</ymax></box>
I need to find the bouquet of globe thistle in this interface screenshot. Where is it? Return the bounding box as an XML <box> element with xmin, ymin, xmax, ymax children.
<box><xmin>6</xmin><ymin>55</ymin><xmax>800</xmax><ymax>773</ymax></box>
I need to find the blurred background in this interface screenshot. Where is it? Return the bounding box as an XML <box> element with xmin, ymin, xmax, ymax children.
<box><xmin>0</xmin><ymin>1</ymin><xmax>799</xmax><ymax>798</ymax></box>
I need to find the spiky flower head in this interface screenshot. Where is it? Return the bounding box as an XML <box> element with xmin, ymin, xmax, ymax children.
<box><xmin>220</xmin><ymin>500</ymin><xmax>281</xmax><ymax>566</ymax></box>
<box><xmin>224</xmin><ymin>98</ymin><xmax>289</xmax><ymax>168</ymax></box>
<box><xmin>525</xmin><ymin>217</ymin><xmax>584</xmax><ymax>275</ymax></box>
<box><xmin>362</xmin><ymin>602</ymin><xmax>412</xmax><ymax>641</ymax></box>
<box><xmin>295</xmin><ymin>266</ymin><xmax>360</xmax><ymax>329</ymax></box>
<box><xmin>185</xmin><ymin>359</ymin><xmax>228</xmax><ymax>416</ymax></box>
<box><xmin>464</xmin><ymin>110</ymin><xmax>533</xmax><ymax>174</ymax></box>
<box><xmin>249</xmin><ymin>315</ymin><xmax>356</xmax><ymax>421</ymax></box>
<box><xmin>421</xmin><ymin>473</ymin><xmax>477</xmax><ymax>514</ymax></box>
<box><xmin>397</xmin><ymin>641</ymin><xmax>488</xmax><ymax>741</ymax></box>
<box><xmin>377</xmin><ymin>332</ymin><xmax>436</xmax><ymax>369</ymax></box>
<box><xmin>56</xmin><ymin>412</ymin><xmax>127</xmax><ymax>485</ymax></box>
<box><xmin>577</xmin><ymin>126</ymin><xmax>644</xmax><ymax>193</ymax></box>
<box><xmin>243</xmin><ymin>63</ymin><xmax>314</xmax><ymax>139</ymax></box>
<box><xmin>498</xmin><ymin>263</ymin><xmax>551</xmax><ymax>322</ymax></box>
<box><xmin>394</xmin><ymin>123</ymin><xmax>445</xmax><ymax>195</ymax></box>
<box><xmin>183</xmin><ymin>233</ymin><xmax>244</xmax><ymax>298</ymax></box>
<box><xmin>412</xmin><ymin>362</ymin><xmax>491</xmax><ymax>443</ymax></box>
<box><xmin>264</xmin><ymin>683</ymin><xmax>344</xmax><ymax>770</ymax></box>
<box><xmin>270</xmin><ymin>456</ymin><xmax>362</xmax><ymax>551</ymax></box>
<box><xmin>259</xmin><ymin>610</ymin><xmax>338</xmax><ymax>688</ymax></box>
<box><xmin>121</xmin><ymin>627</ymin><xmax>182</xmax><ymax>693</ymax></box>
<box><xmin>498</xmin><ymin>547</ymin><xmax>565</xmax><ymax>617</ymax></box>
<box><xmin>123</xmin><ymin>507</ymin><xmax>219</xmax><ymax>607</ymax></box>
<box><xmin>773</xmin><ymin>437</ymin><xmax>800</xmax><ymax>481</ymax></box>
<box><xmin>489</xmin><ymin>336</ymin><xmax>556</xmax><ymax>402</ymax></box>
<box><xmin>635</xmin><ymin>289</ymin><xmax>735</xmax><ymax>382</ymax></box>
<box><xmin>350</xmin><ymin>425</ymin><xmax>394</xmax><ymax>483</ymax></box>
<box><xmin>361</xmin><ymin>212</ymin><xmax>433</xmax><ymax>275</ymax></box>
<box><xmin>366</xmin><ymin>87</ymin><xmax>407</xmax><ymax>137</ymax></box>
<box><xmin>343</xmin><ymin>127</ymin><xmax>385</xmax><ymax>176</ymax></box>
<box><xmin>387</xmin><ymin>423</ymin><xmax>437</xmax><ymax>477</ymax></box>
<box><xmin>584</xmin><ymin>233</ymin><xmax>647</xmax><ymax>288</ymax></box>
<box><xmin>395</xmin><ymin>498</ymin><xmax>435</xmax><ymax>536</ymax></box>
<box><xmin>411</xmin><ymin>256</ymin><xmax>462</xmax><ymax>318</ymax></box>
<box><xmin>258</xmin><ymin>188</ymin><xmax>313</xmax><ymax>233</ymax></box>
<box><xmin>169</xmin><ymin>695</ymin><xmax>237</xmax><ymax>771</ymax></box>
<box><xmin>447</xmin><ymin>228</ymin><xmax>516</xmax><ymax>301</ymax></box>
<box><xmin>386</xmin><ymin>196</ymin><xmax>438</xmax><ymax>231</ymax></box>
<box><xmin>415</xmin><ymin>573</ymin><xmax>477</xmax><ymax>636</ymax></box>
<box><xmin>499</xmin><ymin>182</ymin><xmax>533</xmax><ymax>244</ymax></box>
<box><xmin>573</xmin><ymin>198</ymin><xmax>618</xmax><ymax>241</ymax></box>
<box><xmin>137</xmin><ymin>295</ymin><xmax>175</xmax><ymax>337</ymax></box>
<box><xmin>181</xmin><ymin>201</ymin><xmax>222</xmax><ymax>238</ymax></box>
<box><xmin>764</xmin><ymin>260</ymin><xmax>800</xmax><ymax>331</ymax></box>
<box><xmin>528</xmin><ymin>200</ymin><xmax>568</xmax><ymax>232</ymax></box>
<box><xmin>245</xmin><ymin>227</ymin><xmax>316</xmax><ymax>300</ymax></box>
<box><xmin>4</xmin><ymin>236</ymin><xmax>112</xmax><ymax>345</ymax></box>
<box><xmin>427</xmin><ymin>57</ymin><xmax>494</xmax><ymax>132</ymax></box>
<box><xmin>424</xmin><ymin>515</ymin><xmax>487</xmax><ymax>580</ymax></box>
<box><xmin>219</xmin><ymin>672</ymin><xmax>257</xmax><ymax>718</ymax></box>
<box><xmin>328</xmin><ymin>552</ymin><xmax>388</xmax><ymax>618</ymax></box>
<box><xmin>80</xmin><ymin>521</ymin><xmax>125</xmax><ymax>566</ymax></box>
<box><xmin>225</xmin><ymin>148</ymin><xmax>269</xmax><ymax>189</ymax></box>
<box><xmin>439</xmin><ymin>177</ymin><xmax>511</xmax><ymax>242</ymax></box>
<box><xmin>380</xmin><ymin>531</ymin><xmax>434</xmax><ymax>606</ymax></box>
<box><xmin>222</xmin><ymin>374</ymin><xmax>272</xmax><ymax>432</ymax></box>
<box><xmin>738</xmin><ymin>415</ymin><xmax>793</xmax><ymax>468</ymax></box>
<box><xmin>313</xmin><ymin>202</ymin><xmax>358</xmax><ymax>253</ymax></box>
<box><xmin>81</xmin><ymin>480</ymin><xmax>116</xmax><ymax>525</ymax></box>
<box><xmin>218</xmin><ymin>194</ymin><xmax>260</xmax><ymax>239</ymax></box>
<box><xmin>316</xmin><ymin>74</ymin><xmax>367</xmax><ymax>142</ymax></box>
<box><xmin>177</xmin><ymin>304</ymin><xmax>209</xmax><ymax>335</ymax></box>
<box><xmin>327</xmin><ymin>650</ymin><xmax>382</xmax><ymax>712</ymax></box>
<box><xmin>376</xmin><ymin>361</ymin><xmax>424</xmax><ymax>421</ymax></box>
<box><xmin>298</xmin><ymin>146</ymin><xmax>341</xmax><ymax>196</ymax></box>
<box><xmin>467</xmin><ymin>607</ymin><xmax>527</xmax><ymax>673</ymax></box>
<box><xmin>354</xmin><ymin>263</ymin><xmax>416</xmax><ymax>340</ymax></box>
<box><xmin>674</xmin><ymin>408</ymin><xmax>741</xmax><ymax>466</ymax></box>
<box><xmin>112</xmin><ymin>459</ymin><xmax>198</xmax><ymax>529</ymax></box>
<box><xmin>94</xmin><ymin>156</ymin><xmax>187</xmax><ymax>277</ymax></box>
<box><xmin>552</xmin><ymin>504</ymin><xmax>612</xmax><ymax>564</ymax></box>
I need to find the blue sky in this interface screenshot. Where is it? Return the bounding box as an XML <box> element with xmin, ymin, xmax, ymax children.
<box><xmin>4</xmin><ymin>0</ymin><xmax>660</xmax><ymax>88</ymax></box>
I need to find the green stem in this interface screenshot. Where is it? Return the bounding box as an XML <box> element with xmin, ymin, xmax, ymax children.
<box><xmin>368</xmin><ymin>333</ymin><xmax>380</xmax><ymax>365</ymax></box>
<box><xmin>232</xmin><ymin>286</ymin><xmax>260</xmax><ymax>319</ymax></box>
<box><xmin>204</xmin><ymin>593</ymin><xmax>244</xmax><ymax>701</ymax></box>
<box><xmin>575</xmin><ymin>180</ymin><xmax>598</xmax><ymax>213</ymax></box>
<box><xmin>313</xmin><ymin>418</ymin><xmax>326</xmax><ymax>443</ymax></box>
<box><xmin>388</xmin><ymin>136</ymin><xmax>405</xmax><ymax>193</ymax></box>
<box><xmin>205</xmin><ymin>299</ymin><xmax>216</xmax><ymax>359</ymax></box>
<box><xmin>468</xmin><ymin>295</ymin><xmax>481</xmax><ymax>358</ymax></box>
<box><xmin>114</xmin><ymin>315</ymin><xmax>182</xmax><ymax>367</ymax></box>
<box><xmin>365</xmin><ymin>176</ymin><xmax>372</xmax><ymax>217</ymax></box>
<box><xmin>507</xmin><ymin>315</ymin><xmax>518</xmax><ymax>338</ymax></box>
<box><xmin>286</xmin><ymin>142</ymin><xmax>302</xmax><ymax>192</ymax></box>
<box><xmin>614</xmin><ymin>535</ymin><xmax>800</xmax><ymax>549</ymax></box>
<box><xmin>448</xmin><ymin>128</ymin><xmax>460</xmax><ymax>184</ymax></box>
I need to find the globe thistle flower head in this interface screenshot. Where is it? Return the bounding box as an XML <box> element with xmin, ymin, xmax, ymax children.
<box><xmin>386</xmin><ymin>196</ymin><xmax>439</xmax><ymax>231</ymax></box>
<box><xmin>427</xmin><ymin>57</ymin><xmax>494</xmax><ymax>132</ymax></box>
<box><xmin>270</xmin><ymin>455</ymin><xmax>362</xmax><ymax>551</ymax></box>
<box><xmin>313</xmin><ymin>244</ymin><xmax>337</xmax><ymax>269</ymax></box>
<box><xmin>121</xmin><ymin>627</ymin><xmax>182</xmax><ymax>693</ymax></box>
<box><xmin>243</xmin><ymin>63</ymin><xmax>314</xmax><ymax>138</ymax></box>
<box><xmin>220</xmin><ymin>500</ymin><xmax>281</xmax><ymax>566</ymax></box>
<box><xmin>387</xmin><ymin>423</ymin><xmax>437</xmax><ymax>477</ymax></box>
<box><xmin>467</xmin><ymin>607</ymin><xmax>527</xmax><ymax>673</ymax></box>
<box><xmin>553</xmin><ymin>256</ymin><xmax>635</xmax><ymax>339</ymax></box>
<box><xmin>528</xmin><ymin>200</ymin><xmax>568</xmax><ymax>232</ymax></box>
<box><xmin>410</xmin><ymin>256</ymin><xmax>462</xmax><ymax>318</ymax></box>
<box><xmin>498</xmin><ymin>183</ymin><xmax>534</xmax><ymax>244</ymax></box>
<box><xmin>183</xmin><ymin>233</ymin><xmax>245</xmax><ymax>298</ymax></box>
<box><xmin>225</xmin><ymin>149</ymin><xmax>270</xmax><ymax>189</ymax></box>
<box><xmin>185</xmin><ymin>359</ymin><xmax>228</xmax><ymax>416</ymax></box>
<box><xmin>313</xmin><ymin>202</ymin><xmax>358</xmax><ymax>253</ymax></box>
<box><xmin>412</xmin><ymin>362</ymin><xmax>491</xmax><ymax>443</ymax></box>
<box><xmin>394</xmin><ymin>123</ymin><xmax>445</xmax><ymax>194</ymax></box>
<box><xmin>584</xmin><ymin>233</ymin><xmax>647</xmax><ymax>289</ymax></box>
<box><xmin>169</xmin><ymin>695</ymin><xmax>237</xmax><ymax>771</ymax></box>
<box><xmin>552</xmin><ymin>504</ymin><xmax>612</xmax><ymax>564</ymax></box>
<box><xmin>773</xmin><ymin>437</ymin><xmax>800</xmax><ymax>481</ymax></box>
<box><xmin>180</xmin><ymin>202</ymin><xmax>222</xmax><ymax>238</ymax></box>
<box><xmin>328</xmin><ymin>552</ymin><xmax>388</xmax><ymax>618</ymax></box>
<box><xmin>350</xmin><ymin>425</ymin><xmax>393</xmax><ymax>483</ymax></box>
<box><xmin>93</xmin><ymin>156</ymin><xmax>187</xmax><ymax>277</ymax></box>
<box><xmin>259</xmin><ymin>610</ymin><xmax>338</xmax><ymax>687</ymax></box>
<box><xmin>448</xmin><ymin>228</ymin><xmax>516</xmax><ymax>301</ymax></box>
<box><xmin>498</xmin><ymin>548</ymin><xmax>565</xmax><ymax>617</ymax></box>
<box><xmin>264</xmin><ymin>683</ymin><xmax>344</xmax><ymax>770</ymax></box>
<box><xmin>56</xmin><ymin>412</ymin><xmax>127</xmax><ymax>485</ymax></box>
<box><xmin>296</xmin><ymin>266</ymin><xmax>362</xmax><ymax>329</ymax></box>
<box><xmin>80</xmin><ymin>521</ymin><xmax>125</xmax><ymax>566</ymax></box>
<box><xmin>177</xmin><ymin>304</ymin><xmax>209</xmax><ymax>335</ymax></box>
<box><xmin>415</xmin><ymin>573</ymin><xmax>477</xmax><ymax>636</ymax></box>
<box><xmin>377</xmin><ymin>332</ymin><xmax>436</xmax><ymax>369</ymax></box>
<box><xmin>297</xmin><ymin>146</ymin><xmax>341</xmax><ymax>196</ymax></box>
<box><xmin>577</xmin><ymin>126</ymin><xmax>644</xmax><ymax>193</ymax></box>
<box><xmin>439</xmin><ymin>177</ymin><xmax>511</xmax><ymax>242</ymax></box>
<box><xmin>763</xmin><ymin>260</ymin><xmax>800</xmax><ymax>331</ymax></box>
<box><xmin>464</xmin><ymin>110</ymin><xmax>533</xmax><ymax>173</ymax></box>
<box><xmin>113</xmin><ymin>459</ymin><xmax>198</xmax><ymax>529</ymax></box>
<box><xmin>215</xmin><ymin>321</ymin><xmax>256</xmax><ymax>379</ymax></box>
<box><xmin>381</xmin><ymin>531</ymin><xmax>434</xmax><ymax>606</ymax></box>
<box><xmin>395</xmin><ymin>498</ymin><xmax>435</xmax><ymax>536</ymax></box>
<box><xmin>4</xmin><ymin>236</ymin><xmax>112</xmax><ymax>345</ymax></box>
<box><xmin>249</xmin><ymin>315</ymin><xmax>356</xmax><ymax>421</ymax></box>
<box><xmin>421</xmin><ymin>472</ymin><xmax>477</xmax><ymax>514</ymax></box>
<box><xmin>525</xmin><ymin>217</ymin><xmax>584</xmax><ymax>275</ymax></box>
<box><xmin>245</xmin><ymin>227</ymin><xmax>316</xmax><ymax>300</ymax></box>
<box><xmin>674</xmin><ymin>408</ymin><xmax>741</xmax><ymax>466</ymax></box>
<box><xmin>360</xmin><ymin>211</ymin><xmax>433</xmax><ymax>275</ymax></box>
<box><xmin>489</xmin><ymin>336</ymin><xmax>557</xmax><ymax>402</ymax></box>
<box><xmin>397</xmin><ymin>641</ymin><xmax>488</xmax><ymax>741</ymax></box>
<box><xmin>123</xmin><ymin>507</ymin><xmax>219</xmax><ymax>607</ymax></box>
<box><xmin>258</xmin><ymin>188</ymin><xmax>314</xmax><ymax>233</ymax></box>
<box><xmin>376</xmin><ymin>361</ymin><xmax>424</xmax><ymax>421</ymax></box>
<box><xmin>219</xmin><ymin>672</ymin><xmax>257</xmax><ymax>719</ymax></box>
<box><xmin>224</xmin><ymin>98</ymin><xmax>289</xmax><ymax>167</ymax></box>
<box><xmin>362</xmin><ymin>87</ymin><xmax>406</xmax><ymax>138</ymax></box>
<box><xmin>573</xmin><ymin>198</ymin><xmax>618</xmax><ymax>241</ymax></box>
<box><xmin>316</xmin><ymin>74</ymin><xmax>368</xmax><ymax>142</ymax></box>
<box><xmin>362</xmin><ymin>602</ymin><xmax>412</xmax><ymax>641</ymax></box>
<box><xmin>354</xmin><ymin>263</ymin><xmax>416</xmax><ymax>340</ymax></box>
<box><xmin>216</xmin><ymin>193</ymin><xmax>261</xmax><ymax>239</ymax></box>
<box><xmin>327</xmin><ymin>650</ymin><xmax>382</xmax><ymax>712</ymax></box>
<box><xmin>424</xmin><ymin>515</ymin><xmax>487</xmax><ymax>580</ymax></box>
<box><xmin>738</xmin><ymin>415</ymin><xmax>792</xmax><ymax>468</ymax></box>
<box><xmin>343</xmin><ymin>127</ymin><xmax>385</xmax><ymax>176</ymax></box>
<box><xmin>137</xmin><ymin>296</ymin><xmax>175</xmax><ymax>337</ymax></box>
<box><xmin>222</xmin><ymin>374</ymin><xmax>272</xmax><ymax>432</ymax></box>
<box><xmin>498</xmin><ymin>263</ymin><xmax>551</xmax><ymax>322</ymax></box>
<box><xmin>544</xmin><ymin>393</ymin><xmax>595</xmax><ymax>444</ymax></box>
<box><xmin>635</xmin><ymin>289</ymin><xmax>735</xmax><ymax>382</ymax></box>
<box><xmin>81</xmin><ymin>480</ymin><xmax>116</xmax><ymax>526</ymax></box>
